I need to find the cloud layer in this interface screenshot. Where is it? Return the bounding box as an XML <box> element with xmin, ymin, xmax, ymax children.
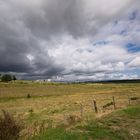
<box><xmin>0</xmin><ymin>0</ymin><xmax>140</xmax><ymax>80</ymax></box>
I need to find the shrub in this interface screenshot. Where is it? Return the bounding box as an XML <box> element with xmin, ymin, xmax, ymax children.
<box><xmin>28</xmin><ymin>109</ymin><xmax>34</xmax><ymax>114</ymax></box>
<box><xmin>0</xmin><ymin>110</ymin><xmax>22</xmax><ymax>140</ymax></box>
<box><xmin>27</xmin><ymin>94</ymin><xmax>31</xmax><ymax>98</ymax></box>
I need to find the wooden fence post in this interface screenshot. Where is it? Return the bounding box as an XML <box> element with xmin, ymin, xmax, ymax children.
<box><xmin>128</xmin><ymin>95</ymin><xmax>131</xmax><ymax>106</ymax></box>
<box><xmin>92</xmin><ymin>100</ymin><xmax>98</xmax><ymax>113</ymax></box>
<box><xmin>80</xmin><ymin>103</ymin><xmax>83</xmax><ymax>118</ymax></box>
<box><xmin>112</xmin><ymin>96</ymin><xmax>116</xmax><ymax>110</ymax></box>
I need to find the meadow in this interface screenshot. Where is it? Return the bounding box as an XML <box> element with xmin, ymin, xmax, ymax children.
<box><xmin>0</xmin><ymin>81</ymin><xmax>140</xmax><ymax>139</ymax></box>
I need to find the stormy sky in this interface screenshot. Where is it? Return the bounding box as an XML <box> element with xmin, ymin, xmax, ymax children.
<box><xmin>0</xmin><ymin>0</ymin><xmax>140</xmax><ymax>81</ymax></box>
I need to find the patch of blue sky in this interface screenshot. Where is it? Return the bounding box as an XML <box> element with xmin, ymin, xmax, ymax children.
<box><xmin>126</xmin><ymin>43</ymin><xmax>140</xmax><ymax>53</ymax></box>
<box><xmin>128</xmin><ymin>69</ymin><xmax>140</xmax><ymax>77</ymax></box>
<box><xmin>118</xmin><ymin>69</ymin><xmax>140</xmax><ymax>78</ymax></box>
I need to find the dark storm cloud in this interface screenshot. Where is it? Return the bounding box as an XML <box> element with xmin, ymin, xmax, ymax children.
<box><xmin>0</xmin><ymin>0</ymin><xmax>140</xmax><ymax>80</ymax></box>
<box><xmin>0</xmin><ymin>0</ymin><xmax>64</xmax><ymax>78</ymax></box>
<box><xmin>17</xmin><ymin>0</ymin><xmax>88</xmax><ymax>39</ymax></box>
<box><xmin>0</xmin><ymin>18</ymin><xmax>31</xmax><ymax>72</ymax></box>
<box><xmin>15</xmin><ymin>0</ymin><xmax>136</xmax><ymax>39</ymax></box>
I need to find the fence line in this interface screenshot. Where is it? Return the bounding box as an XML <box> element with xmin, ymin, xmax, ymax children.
<box><xmin>72</xmin><ymin>95</ymin><xmax>140</xmax><ymax>118</ymax></box>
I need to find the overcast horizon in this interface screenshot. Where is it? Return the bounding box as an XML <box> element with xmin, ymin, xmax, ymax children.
<box><xmin>0</xmin><ymin>0</ymin><xmax>140</xmax><ymax>81</ymax></box>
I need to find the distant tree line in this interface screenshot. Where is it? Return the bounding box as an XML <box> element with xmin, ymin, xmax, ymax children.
<box><xmin>0</xmin><ymin>74</ymin><xmax>17</xmax><ymax>82</ymax></box>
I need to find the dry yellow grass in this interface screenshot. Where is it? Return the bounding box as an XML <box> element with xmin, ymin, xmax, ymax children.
<box><xmin>0</xmin><ymin>81</ymin><xmax>140</xmax><ymax>138</ymax></box>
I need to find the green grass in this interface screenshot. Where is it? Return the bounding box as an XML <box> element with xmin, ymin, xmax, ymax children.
<box><xmin>118</xmin><ymin>106</ymin><xmax>140</xmax><ymax>117</ymax></box>
<box><xmin>99</xmin><ymin>106</ymin><xmax>140</xmax><ymax>140</ymax></box>
<box><xmin>29</xmin><ymin>106</ymin><xmax>140</xmax><ymax>140</ymax></box>
<box><xmin>29</xmin><ymin>128</ymin><xmax>88</xmax><ymax>140</ymax></box>
<box><xmin>81</xmin><ymin>122</ymin><xmax>121</xmax><ymax>140</ymax></box>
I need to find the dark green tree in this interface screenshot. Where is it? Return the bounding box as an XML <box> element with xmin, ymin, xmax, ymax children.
<box><xmin>1</xmin><ymin>74</ymin><xmax>12</xmax><ymax>82</ymax></box>
<box><xmin>12</xmin><ymin>75</ymin><xmax>17</xmax><ymax>80</ymax></box>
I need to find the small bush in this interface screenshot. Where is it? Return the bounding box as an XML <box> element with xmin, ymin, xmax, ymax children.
<box><xmin>29</xmin><ymin>109</ymin><xmax>34</xmax><ymax>114</ymax></box>
<box><xmin>0</xmin><ymin>110</ymin><xmax>22</xmax><ymax>140</ymax></box>
<box><xmin>27</xmin><ymin>94</ymin><xmax>31</xmax><ymax>98</ymax></box>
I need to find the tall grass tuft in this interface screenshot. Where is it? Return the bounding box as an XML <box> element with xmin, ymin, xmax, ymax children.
<box><xmin>0</xmin><ymin>110</ymin><xmax>22</xmax><ymax>140</ymax></box>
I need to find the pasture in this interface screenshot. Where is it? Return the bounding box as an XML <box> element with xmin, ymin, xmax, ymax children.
<box><xmin>0</xmin><ymin>81</ymin><xmax>140</xmax><ymax>139</ymax></box>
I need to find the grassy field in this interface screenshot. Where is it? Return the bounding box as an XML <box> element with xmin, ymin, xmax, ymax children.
<box><xmin>30</xmin><ymin>106</ymin><xmax>140</xmax><ymax>140</ymax></box>
<box><xmin>0</xmin><ymin>81</ymin><xmax>140</xmax><ymax>139</ymax></box>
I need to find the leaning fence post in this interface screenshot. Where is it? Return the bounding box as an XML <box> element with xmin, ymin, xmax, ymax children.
<box><xmin>80</xmin><ymin>103</ymin><xmax>83</xmax><ymax>118</ymax></box>
<box><xmin>112</xmin><ymin>96</ymin><xmax>116</xmax><ymax>110</ymax></box>
<box><xmin>92</xmin><ymin>100</ymin><xmax>98</xmax><ymax>113</ymax></box>
<box><xmin>128</xmin><ymin>95</ymin><xmax>131</xmax><ymax>106</ymax></box>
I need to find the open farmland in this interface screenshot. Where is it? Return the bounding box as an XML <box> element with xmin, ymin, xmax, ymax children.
<box><xmin>0</xmin><ymin>81</ymin><xmax>140</xmax><ymax>139</ymax></box>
